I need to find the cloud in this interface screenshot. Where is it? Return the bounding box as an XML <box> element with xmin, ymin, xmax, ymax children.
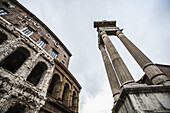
<box><xmin>80</xmin><ymin>81</ymin><xmax>113</xmax><ymax>113</ymax></box>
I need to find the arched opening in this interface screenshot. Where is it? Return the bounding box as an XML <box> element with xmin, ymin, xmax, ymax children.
<box><xmin>48</xmin><ymin>74</ymin><xmax>60</xmax><ymax>95</ymax></box>
<box><xmin>26</xmin><ymin>62</ymin><xmax>47</xmax><ymax>86</ymax></box>
<box><xmin>72</xmin><ymin>91</ymin><xmax>77</xmax><ymax>107</ymax></box>
<box><xmin>0</xmin><ymin>47</ymin><xmax>30</xmax><ymax>73</ymax></box>
<box><xmin>6</xmin><ymin>103</ymin><xmax>26</xmax><ymax>113</ymax></box>
<box><xmin>62</xmin><ymin>83</ymin><xmax>70</xmax><ymax>106</ymax></box>
<box><xmin>0</xmin><ymin>31</ymin><xmax>7</xmax><ymax>45</ymax></box>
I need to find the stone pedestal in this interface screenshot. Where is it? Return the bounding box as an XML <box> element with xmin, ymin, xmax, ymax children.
<box><xmin>113</xmin><ymin>83</ymin><xmax>170</xmax><ymax>113</ymax></box>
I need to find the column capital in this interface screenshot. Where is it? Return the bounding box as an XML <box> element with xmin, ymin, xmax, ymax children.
<box><xmin>99</xmin><ymin>31</ymin><xmax>108</xmax><ymax>40</ymax></box>
<box><xmin>98</xmin><ymin>30</ymin><xmax>105</xmax><ymax>46</ymax></box>
<box><xmin>116</xmin><ymin>28</ymin><xmax>124</xmax><ymax>37</ymax></box>
<box><xmin>99</xmin><ymin>29</ymin><xmax>107</xmax><ymax>36</ymax></box>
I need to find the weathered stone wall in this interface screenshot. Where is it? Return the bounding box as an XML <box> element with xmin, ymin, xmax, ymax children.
<box><xmin>0</xmin><ymin>0</ymin><xmax>71</xmax><ymax>68</ymax></box>
<box><xmin>0</xmin><ymin>1</ymin><xmax>82</xmax><ymax>112</ymax></box>
<box><xmin>40</xmin><ymin>62</ymin><xmax>81</xmax><ymax>113</ymax></box>
<box><xmin>0</xmin><ymin>16</ymin><xmax>55</xmax><ymax>113</ymax></box>
<box><xmin>113</xmin><ymin>83</ymin><xmax>170</xmax><ymax>113</ymax></box>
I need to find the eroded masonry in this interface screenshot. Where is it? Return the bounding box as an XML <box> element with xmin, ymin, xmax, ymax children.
<box><xmin>0</xmin><ymin>0</ymin><xmax>81</xmax><ymax>113</ymax></box>
<box><xmin>94</xmin><ymin>21</ymin><xmax>170</xmax><ymax>113</ymax></box>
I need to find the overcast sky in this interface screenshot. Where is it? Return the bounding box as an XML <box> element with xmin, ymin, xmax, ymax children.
<box><xmin>18</xmin><ymin>0</ymin><xmax>170</xmax><ymax>113</ymax></box>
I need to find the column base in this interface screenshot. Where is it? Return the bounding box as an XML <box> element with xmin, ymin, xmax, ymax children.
<box><xmin>113</xmin><ymin>92</ymin><xmax>120</xmax><ymax>104</ymax></box>
<box><xmin>163</xmin><ymin>80</ymin><xmax>170</xmax><ymax>86</ymax></box>
<box><xmin>112</xmin><ymin>83</ymin><xmax>170</xmax><ymax>113</ymax></box>
<box><xmin>120</xmin><ymin>80</ymin><xmax>135</xmax><ymax>89</ymax></box>
<box><xmin>144</xmin><ymin>63</ymin><xmax>169</xmax><ymax>85</ymax></box>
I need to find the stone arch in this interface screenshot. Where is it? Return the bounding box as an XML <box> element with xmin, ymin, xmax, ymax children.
<box><xmin>6</xmin><ymin>103</ymin><xmax>26</xmax><ymax>113</ymax></box>
<box><xmin>0</xmin><ymin>39</ymin><xmax>32</xmax><ymax>60</ymax></box>
<box><xmin>26</xmin><ymin>61</ymin><xmax>47</xmax><ymax>86</ymax></box>
<box><xmin>0</xmin><ymin>31</ymin><xmax>7</xmax><ymax>45</ymax></box>
<box><xmin>48</xmin><ymin>73</ymin><xmax>61</xmax><ymax>95</ymax></box>
<box><xmin>0</xmin><ymin>47</ymin><xmax>30</xmax><ymax>73</ymax></box>
<box><xmin>62</xmin><ymin>83</ymin><xmax>70</xmax><ymax>106</ymax></box>
<box><xmin>2</xmin><ymin>99</ymin><xmax>28</xmax><ymax>113</ymax></box>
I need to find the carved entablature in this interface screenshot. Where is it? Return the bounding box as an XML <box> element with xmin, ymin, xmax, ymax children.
<box><xmin>94</xmin><ymin>20</ymin><xmax>119</xmax><ymax>36</ymax></box>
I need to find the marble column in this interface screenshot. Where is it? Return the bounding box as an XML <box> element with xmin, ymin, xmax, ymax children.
<box><xmin>116</xmin><ymin>29</ymin><xmax>169</xmax><ymax>84</ymax></box>
<box><xmin>99</xmin><ymin>44</ymin><xmax>120</xmax><ymax>101</ymax></box>
<box><xmin>99</xmin><ymin>30</ymin><xmax>134</xmax><ymax>86</ymax></box>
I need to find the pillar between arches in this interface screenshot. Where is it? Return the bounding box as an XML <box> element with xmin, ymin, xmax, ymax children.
<box><xmin>52</xmin><ymin>81</ymin><xmax>62</xmax><ymax>100</ymax></box>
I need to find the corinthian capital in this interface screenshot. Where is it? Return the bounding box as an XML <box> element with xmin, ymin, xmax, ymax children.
<box><xmin>116</xmin><ymin>28</ymin><xmax>124</xmax><ymax>36</ymax></box>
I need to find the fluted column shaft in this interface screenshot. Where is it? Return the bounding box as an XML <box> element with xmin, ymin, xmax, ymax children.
<box><xmin>116</xmin><ymin>30</ymin><xmax>169</xmax><ymax>84</ymax></box>
<box><xmin>100</xmin><ymin>31</ymin><xmax>134</xmax><ymax>86</ymax></box>
<box><xmin>99</xmin><ymin>44</ymin><xmax>120</xmax><ymax>101</ymax></box>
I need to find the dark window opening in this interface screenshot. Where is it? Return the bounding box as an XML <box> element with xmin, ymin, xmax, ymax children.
<box><xmin>27</xmin><ymin>62</ymin><xmax>47</xmax><ymax>86</ymax></box>
<box><xmin>55</xmin><ymin>43</ymin><xmax>59</xmax><ymax>48</ymax></box>
<box><xmin>2</xmin><ymin>2</ymin><xmax>9</xmax><ymax>7</ymax></box>
<box><xmin>48</xmin><ymin>74</ymin><xmax>60</xmax><ymax>95</ymax></box>
<box><xmin>61</xmin><ymin>61</ymin><xmax>64</xmax><ymax>65</ymax></box>
<box><xmin>38</xmin><ymin>40</ymin><xmax>45</xmax><ymax>47</ymax></box>
<box><xmin>21</xmin><ymin>20</ymin><xmax>26</xmax><ymax>23</ymax></box>
<box><xmin>0</xmin><ymin>31</ymin><xmax>7</xmax><ymax>45</ymax></box>
<box><xmin>62</xmin><ymin>83</ymin><xmax>70</xmax><ymax>105</ymax></box>
<box><xmin>23</xmin><ymin>28</ymin><xmax>32</xmax><ymax>35</ymax></box>
<box><xmin>6</xmin><ymin>103</ymin><xmax>26</xmax><ymax>113</ymax></box>
<box><xmin>34</xmin><ymin>22</ymin><xmax>39</xmax><ymax>28</ymax></box>
<box><xmin>0</xmin><ymin>47</ymin><xmax>30</xmax><ymax>73</ymax></box>
<box><xmin>25</xmin><ymin>16</ymin><xmax>31</xmax><ymax>21</ymax></box>
<box><xmin>46</xmin><ymin>34</ymin><xmax>50</xmax><ymax>38</ymax></box>
<box><xmin>38</xmin><ymin>38</ymin><xmax>48</xmax><ymax>48</ymax></box>
<box><xmin>14</xmin><ymin>24</ymin><xmax>19</xmax><ymax>27</ymax></box>
<box><xmin>2</xmin><ymin>2</ymin><xmax>14</xmax><ymax>8</ymax></box>
<box><xmin>51</xmin><ymin>49</ymin><xmax>58</xmax><ymax>59</ymax></box>
<box><xmin>0</xmin><ymin>8</ymin><xmax>9</xmax><ymax>15</ymax></box>
<box><xmin>63</xmin><ymin>55</ymin><xmax>66</xmax><ymax>59</ymax></box>
<box><xmin>51</xmin><ymin>51</ymin><xmax>56</xmax><ymax>59</ymax></box>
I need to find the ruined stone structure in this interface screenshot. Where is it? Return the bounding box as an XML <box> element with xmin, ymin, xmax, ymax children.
<box><xmin>94</xmin><ymin>20</ymin><xmax>170</xmax><ymax>113</ymax></box>
<box><xmin>0</xmin><ymin>0</ymin><xmax>81</xmax><ymax>113</ymax></box>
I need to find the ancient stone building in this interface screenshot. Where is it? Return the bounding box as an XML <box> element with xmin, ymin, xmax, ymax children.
<box><xmin>94</xmin><ymin>20</ymin><xmax>170</xmax><ymax>113</ymax></box>
<box><xmin>0</xmin><ymin>0</ymin><xmax>81</xmax><ymax>113</ymax></box>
